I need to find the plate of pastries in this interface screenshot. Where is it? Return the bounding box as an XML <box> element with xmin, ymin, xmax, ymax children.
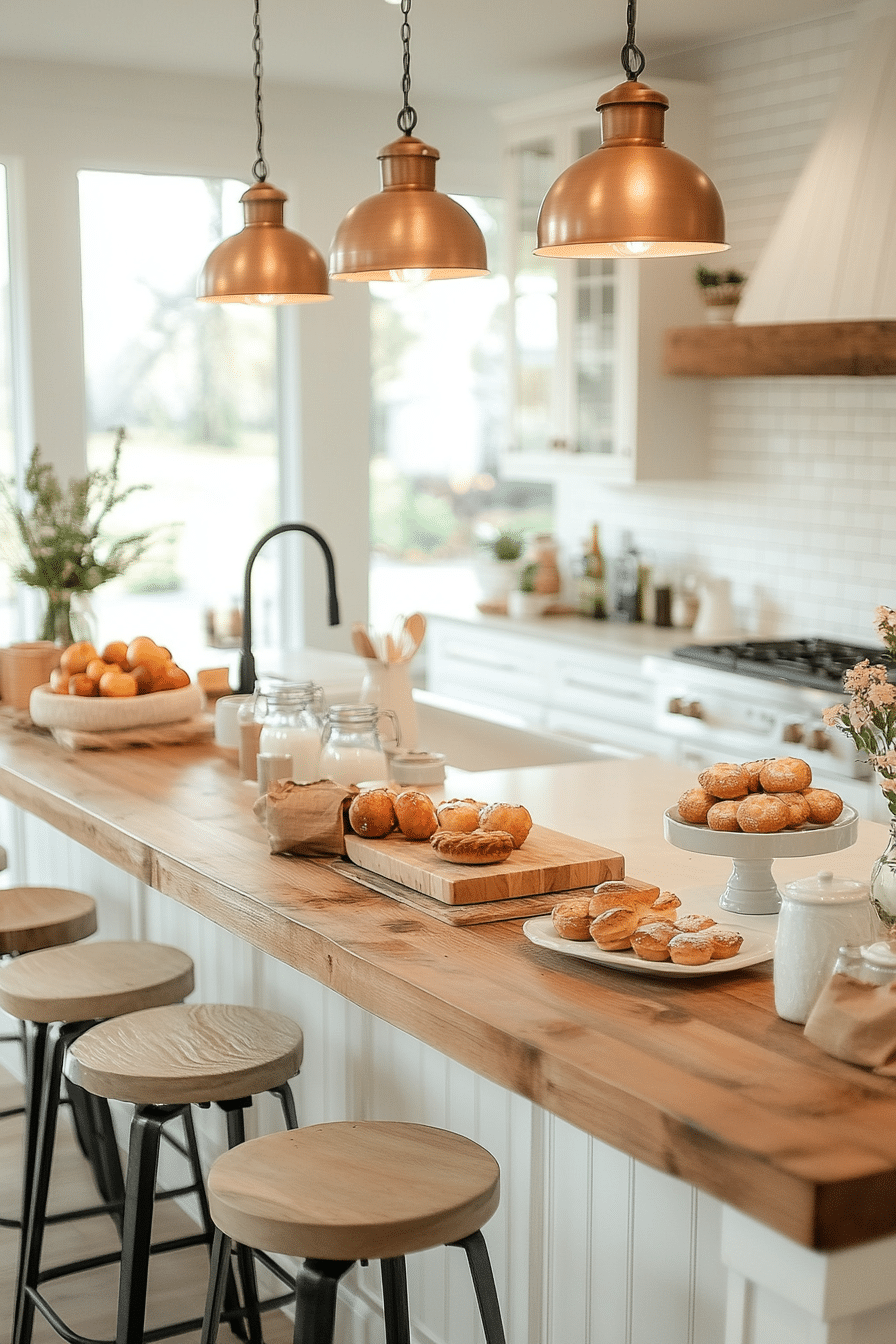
<box><xmin>674</xmin><ymin>757</ymin><xmax>846</xmax><ymax>834</ymax></box>
<box><xmin>524</xmin><ymin>879</ymin><xmax>774</xmax><ymax>976</ymax></box>
<box><xmin>347</xmin><ymin>790</ymin><xmax>532</xmax><ymax>865</ymax></box>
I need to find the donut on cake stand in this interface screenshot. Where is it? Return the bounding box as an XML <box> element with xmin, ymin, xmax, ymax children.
<box><xmin>663</xmin><ymin>806</ymin><xmax>860</xmax><ymax>916</ymax></box>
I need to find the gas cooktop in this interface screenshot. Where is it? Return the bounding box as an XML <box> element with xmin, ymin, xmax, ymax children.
<box><xmin>672</xmin><ymin>637</ymin><xmax>896</xmax><ymax>694</ymax></box>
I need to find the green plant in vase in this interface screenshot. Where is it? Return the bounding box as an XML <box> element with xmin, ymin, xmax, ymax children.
<box><xmin>823</xmin><ymin>606</ymin><xmax>896</xmax><ymax>928</ymax></box>
<box><xmin>0</xmin><ymin>428</ymin><xmax>154</xmax><ymax>645</ymax></box>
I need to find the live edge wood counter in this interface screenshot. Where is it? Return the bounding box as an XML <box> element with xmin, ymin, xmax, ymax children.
<box><xmin>1</xmin><ymin>722</ymin><xmax>895</xmax><ymax>1255</ymax></box>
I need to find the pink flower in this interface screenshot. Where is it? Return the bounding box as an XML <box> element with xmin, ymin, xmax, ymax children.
<box><xmin>869</xmin><ymin>682</ymin><xmax>896</xmax><ymax>708</ymax></box>
<box><xmin>822</xmin><ymin>704</ymin><xmax>846</xmax><ymax>726</ymax></box>
<box><xmin>844</xmin><ymin>661</ymin><xmax>873</xmax><ymax>692</ymax></box>
<box><xmin>849</xmin><ymin>703</ymin><xmax>873</xmax><ymax>729</ymax></box>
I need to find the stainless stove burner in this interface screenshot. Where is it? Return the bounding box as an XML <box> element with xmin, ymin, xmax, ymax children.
<box><xmin>672</xmin><ymin>638</ymin><xmax>895</xmax><ymax>694</ymax></box>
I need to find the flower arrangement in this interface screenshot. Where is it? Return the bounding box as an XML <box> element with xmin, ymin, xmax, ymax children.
<box><xmin>822</xmin><ymin>607</ymin><xmax>896</xmax><ymax>818</ymax></box>
<box><xmin>0</xmin><ymin>428</ymin><xmax>154</xmax><ymax>643</ymax></box>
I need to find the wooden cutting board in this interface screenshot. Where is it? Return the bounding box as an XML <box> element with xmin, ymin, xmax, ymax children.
<box><xmin>343</xmin><ymin>823</ymin><xmax>624</xmax><ymax>905</ymax></box>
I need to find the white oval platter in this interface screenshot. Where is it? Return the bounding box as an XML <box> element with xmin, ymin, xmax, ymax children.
<box><xmin>522</xmin><ymin>915</ymin><xmax>775</xmax><ymax>978</ymax></box>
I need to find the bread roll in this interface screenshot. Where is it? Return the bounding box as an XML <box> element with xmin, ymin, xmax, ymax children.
<box><xmin>551</xmin><ymin>897</ymin><xmax>593</xmax><ymax>940</ymax></box>
<box><xmin>769</xmin><ymin>791</ymin><xmax>811</xmax><ymax>828</ymax></box>
<box><xmin>478</xmin><ymin>802</ymin><xmax>532</xmax><ymax>849</ymax></box>
<box><xmin>697</xmin><ymin>763</ymin><xmax>750</xmax><ymax>799</ymax></box>
<box><xmin>436</xmin><ymin>800</ymin><xmax>481</xmax><ymax>833</ymax></box>
<box><xmin>348</xmin><ymin>789</ymin><xmax>397</xmax><ymax>838</ymax></box>
<box><xmin>709</xmin><ymin>928</ymin><xmax>744</xmax><ymax>960</ymax></box>
<box><xmin>430</xmin><ymin>829</ymin><xmax>514</xmax><ymax>865</ymax></box>
<box><xmin>742</xmin><ymin>759</ymin><xmax>774</xmax><ymax>793</ymax></box>
<box><xmin>669</xmin><ymin>932</ymin><xmax>714</xmax><ymax>965</ymax></box>
<box><xmin>675</xmin><ymin>913</ymin><xmax>716</xmax><ymax>933</ymax></box>
<box><xmin>758</xmin><ymin>757</ymin><xmax>812</xmax><ymax>793</ymax></box>
<box><xmin>630</xmin><ymin>922</ymin><xmax>677</xmax><ymax>961</ymax></box>
<box><xmin>589</xmin><ymin>879</ymin><xmax>660</xmax><ymax>916</ymax></box>
<box><xmin>394</xmin><ymin>789</ymin><xmax>439</xmax><ymax>840</ymax></box>
<box><xmin>736</xmin><ymin>794</ymin><xmax>789</xmax><ymax>833</ymax></box>
<box><xmin>677</xmin><ymin>787</ymin><xmax>716</xmax><ymax>824</ymax></box>
<box><xmin>802</xmin><ymin>787</ymin><xmax>843</xmax><ymax>825</ymax></box>
<box><xmin>589</xmin><ymin>906</ymin><xmax>640</xmax><ymax>951</ymax></box>
<box><xmin>706</xmin><ymin>800</ymin><xmax>743</xmax><ymax>831</ymax></box>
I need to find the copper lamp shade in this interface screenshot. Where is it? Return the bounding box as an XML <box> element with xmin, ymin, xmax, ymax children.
<box><xmin>535</xmin><ymin>81</ymin><xmax>728</xmax><ymax>259</ymax></box>
<box><xmin>198</xmin><ymin>181</ymin><xmax>332</xmax><ymax>305</ymax></box>
<box><xmin>329</xmin><ymin>136</ymin><xmax>488</xmax><ymax>282</ymax></box>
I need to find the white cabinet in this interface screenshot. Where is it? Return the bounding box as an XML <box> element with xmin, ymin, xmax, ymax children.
<box><xmin>496</xmin><ymin>78</ymin><xmax>710</xmax><ymax>482</ymax></box>
<box><xmin>425</xmin><ymin>616</ymin><xmax>665</xmax><ymax>756</ymax></box>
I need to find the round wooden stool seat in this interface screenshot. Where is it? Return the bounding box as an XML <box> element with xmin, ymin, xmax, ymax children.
<box><xmin>0</xmin><ymin>939</ymin><xmax>194</xmax><ymax>1023</ymax></box>
<box><xmin>207</xmin><ymin>1121</ymin><xmax>501</xmax><ymax>1261</ymax></box>
<box><xmin>66</xmin><ymin>1003</ymin><xmax>304</xmax><ymax>1105</ymax></box>
<box><xmin>0</xmin><ymin>885</ymin><xmax>97</xmax><ymax>955</ymax></box>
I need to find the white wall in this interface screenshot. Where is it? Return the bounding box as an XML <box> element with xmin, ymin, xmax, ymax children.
<box><xmin>554</xmin><ymin>10</ymin><xmax>896</xmax><ymax>647</ymax></box>
<box><xmin>0</xmin><ymin>56</ymin><xmax>501</xmax><ymax>650</ymax></box>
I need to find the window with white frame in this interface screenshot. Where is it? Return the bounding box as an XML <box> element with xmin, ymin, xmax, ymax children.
<box><xmin>78</xmin><ymin>170</ymin><xmax>280</xmax><ymax>672</ymax></box>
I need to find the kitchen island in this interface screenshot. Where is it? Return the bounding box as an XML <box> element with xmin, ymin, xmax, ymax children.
<box><xmin>1</xmin><ymin>718</ymin><xmax>896</xmax><ymax>1344</ymax></box>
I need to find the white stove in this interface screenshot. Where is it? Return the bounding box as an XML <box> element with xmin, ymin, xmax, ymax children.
<box><xmin>643</xmin><ymin>638</ymin><xmax>894</xmax><ymax>822</ymax></box>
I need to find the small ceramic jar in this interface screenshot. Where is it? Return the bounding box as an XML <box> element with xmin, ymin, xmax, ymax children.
<box><xmin>774</xmin><ymin>870</ymin><xmax>878</xmax><ymax>1023</ymax></box>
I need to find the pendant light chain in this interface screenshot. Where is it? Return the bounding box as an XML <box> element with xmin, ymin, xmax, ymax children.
<box><xmin>396</xmin><ymin>0</ymin><xmax>418</xmax><ymax>136</ymax></box>
<box><xmin>620</xmin><ymin>0</ymin><xmax>645</xmax><ymax>81</ymax></box>
<box><xmin>252</xmin><ymin>0</ymin><xmax>268</xmax><ymax>182</ymax></box>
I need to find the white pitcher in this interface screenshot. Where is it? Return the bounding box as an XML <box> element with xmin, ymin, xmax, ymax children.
<box><xmin>359</xmin><ymin>659</ymin><xmax>418</xmax><ymax>751</ymax></box>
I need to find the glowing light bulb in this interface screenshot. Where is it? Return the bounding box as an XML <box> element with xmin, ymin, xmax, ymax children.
<box><xmin>624</xmin><ymin>241</ymin><xmax>650</xmax><ymax>255</ymax></box>
<box><xmin>389</xmin><ymin>268</ymin><xmax>433</xmax><ymax>284</ymax></box>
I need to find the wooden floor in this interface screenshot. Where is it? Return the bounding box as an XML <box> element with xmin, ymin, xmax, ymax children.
<box><xmin>0</xmin><ymin>1066</ymin><xmax>295</xmax><ymax>1343</ymax></box>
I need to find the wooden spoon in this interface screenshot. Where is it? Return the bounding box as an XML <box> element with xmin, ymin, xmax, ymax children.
<box><xmin>403</xmin><ymin>612</ymin><xmax>426</xmax><ymax>653</ymax></box>
<box><xmin>351</xmin><ymin>624</ymin><xmax>377</xmax><ymax>660</ymax></box>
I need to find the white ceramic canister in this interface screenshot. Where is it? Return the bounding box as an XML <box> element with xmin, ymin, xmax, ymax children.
<box><xmin>774</xmin><ymin>870</ymin><xmax>878</xmax><ymax>1023</ymax></box>
<box><xmin>358</xmin><ymin>659</ymin><xmax>418</xmax><ymax>751</ymax></box>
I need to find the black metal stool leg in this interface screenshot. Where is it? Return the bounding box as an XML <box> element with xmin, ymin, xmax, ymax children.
<box><xmin>13</xmin><ymin>1020</ymin><xmax>47</xmax><ymax>1239</ymax></box>
<box><xmin>452</xmin><ymin>1230</ymin><xmax>507</xmax><ymax>1344</ymax></box>
<box><xmin>200</xmin><ymin>1227</ymin><xmax>234</xmax><ymax>1344</ymax></box>
<box><xmin>13</xmin><ymin>1023</ymin><xmax>65</xmax><ymax>1344</ymax></box>
<box><xmin>380</xmin><ymin>1257</ymin><xmax>412</xmax><ymax>1344</ymax></box>
<box><xmin>292</xmin><ymin>1260</ymin><xmax>354</xmax><ymax>1344</ymax></box>
<box><xmin>270</xmin><ymin>1080</ymin><xmax>298</xmax><ymax>1130</ymax></box>
<box><xmin>223</xmin><ymin>1101</ymin><xmax>264</xmax><ymax>1344</ymax></box>
<box><xmin>115</xmin><ymin>1102</ymin><xmax>183</xmax><ymax>1344</ymax></box>
<box><xmin>65</xmin><ymin>1080</ymin><xmax>126</xmax><ymax>1231</ymax></box>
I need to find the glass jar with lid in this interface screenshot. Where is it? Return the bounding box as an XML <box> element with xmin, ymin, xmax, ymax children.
<box><xmin>832</xmin><ymin>940</ymin><xmax>896</xmax><ymax>987</ymax></box>
<box><xmin>318</xmin><ymin>704</ymin><xmax>400</xmax><ymax>787</ymax></box>
<box><xmin>258</xmin><ymin>682</ymin><xmax>325</xmax><ymax>783</ymax></box>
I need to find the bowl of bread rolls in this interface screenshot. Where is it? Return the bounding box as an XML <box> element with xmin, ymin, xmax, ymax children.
<box><xmin>523</xmin><ymin>878</ymin><xmax>773</xmax><ymax>976</ymax></box>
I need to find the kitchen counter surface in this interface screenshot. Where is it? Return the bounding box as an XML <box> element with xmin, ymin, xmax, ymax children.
<box><xmin>425</xmin><ymin>608</ymin><xmax>700</xmax><ymax>657</ymax></box>
<box><xmin>1</xmin><ymin>719</ymin><xmax>894</xmax><ymax>1253</ymax></box>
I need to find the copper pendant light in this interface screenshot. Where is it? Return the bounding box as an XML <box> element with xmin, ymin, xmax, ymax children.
<box><xmin>329</xmin><ymin>0</ymin><xmax>488</xmax><ymax>283</ymax></box>
<box><xmin>197</xmin><ymin>0</ymin><xmax>331</xmax><ymax>305</ymax></box>
<box><xmin>535</xmin><ymin>0</ymin><xmax>728</xmax><ymax>260</ymax></box>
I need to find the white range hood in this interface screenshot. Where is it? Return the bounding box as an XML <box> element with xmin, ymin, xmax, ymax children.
<box><xmin>735</xmin><ymin>0</ymin><xmax>896</xmax><ymax>325</ymax></box>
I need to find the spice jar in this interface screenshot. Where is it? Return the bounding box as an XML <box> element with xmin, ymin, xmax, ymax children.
<box><xmin>318</xmin><ymin>704</ymin><xmax>399</xmax><ymax>787</ymax></box>
<box><xmin>258</xmin><ymin>683</ymin><xmax>324</xmax><ymax>784</ymax></box>
<box><xmin>774</xmin><ymin>870</ymin><xmax>877</xmax><ymax>1023</ymax></box>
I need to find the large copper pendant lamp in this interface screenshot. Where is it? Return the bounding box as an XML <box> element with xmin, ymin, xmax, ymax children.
<box><xmin>535</xmin><ymin>0</ymin><xmax>728</xmax><ymax>260</ymax></box>
<box><xmin>329</xmin><ymin>0</ymin><xmax>488</xmax><ymax>283</ymax></box>
<box><xmin>197</xmin><ymin>0</ymin><xmax>331</xmax><ymax>305</ymax></box>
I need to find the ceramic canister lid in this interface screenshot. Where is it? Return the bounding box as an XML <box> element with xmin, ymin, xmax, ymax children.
<box><xmin>861</xmin><ymin>941</ymin><xmax>896</xmax><ymax>970</ymax></box>
<box><xmin>782</xmin><ymin>870</ymin><xmax>870</xmax><ymax>905</ymax></box>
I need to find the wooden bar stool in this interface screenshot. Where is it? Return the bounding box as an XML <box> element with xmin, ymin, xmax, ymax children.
<box><xmin>199</xmin><ymin>1121</ymin><xmax>507</xmax><ymax>1344</ymax></box>
<box><xmin>0</xmin><ymin>887</ymin><xmax>99</xmax><ymax>1218</ymax></box>
<box><xmin>0</xmin><ymin>940</ymin><xmax>195</xmax><ymax>1344</ymax></box>
<box><xmin>44</xmin><ymin>1001</ymin><xmax>304</xmax><ymax>1344</ymax></box>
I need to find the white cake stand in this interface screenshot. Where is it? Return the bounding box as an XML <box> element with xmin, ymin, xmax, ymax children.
<box><xmin>663</xmin><ymin>805</ymin><xmax>860</xmax><ymax>916</ymax></box>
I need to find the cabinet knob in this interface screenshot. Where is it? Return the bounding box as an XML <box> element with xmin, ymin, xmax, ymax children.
<box><xmin>781</xmin><ymin>722</ymin><xmax>804</xmax><ymax>743</ymax></box>
<box><xmin>806</xmin><ymin>728</ymin><xmax>830</xmax><ymax>752</ymax></box>
<box><xmin>668</xmin><ymin>696</ymin><xmax>684</xmax><ymax>714</ymax></box>
<box><xmin>685</xmin><ymin>700</ymin><xmax>704</xmax><ymax>719</ymax></box>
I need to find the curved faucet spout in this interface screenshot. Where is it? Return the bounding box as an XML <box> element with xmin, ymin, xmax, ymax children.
<box><xmin>238</xmin><ymin>522</ymin><xmax>341</xmax><ymax>695</ymax></box>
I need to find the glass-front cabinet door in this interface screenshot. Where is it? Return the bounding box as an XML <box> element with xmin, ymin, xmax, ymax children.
<box><xmin>498</xmin><ymin>80</ymin><xmax>709</xmax><ymax>483</ymax></box>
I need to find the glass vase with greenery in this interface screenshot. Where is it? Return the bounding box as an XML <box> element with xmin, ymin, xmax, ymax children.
<box><xmin>0</xmin><ymin>428</ymin><xmax>154</xmax><ymax>644</ymax></box>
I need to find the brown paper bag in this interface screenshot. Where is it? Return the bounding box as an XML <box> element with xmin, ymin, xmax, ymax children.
<box><xmin>804</xmin><ymin>973</ymin><xmax>896</xmax><ymax>1074</ymax></box>
<box><xmin>253</xmin><ymin>778</ymin><xmax>358</xmax><ymax>857</ymax></box>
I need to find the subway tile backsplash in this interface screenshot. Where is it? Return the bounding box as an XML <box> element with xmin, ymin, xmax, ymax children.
<box><xmin>556</xmin><ymin>9</ymin><xmax>894</xmax><ymax>647</ymax></box>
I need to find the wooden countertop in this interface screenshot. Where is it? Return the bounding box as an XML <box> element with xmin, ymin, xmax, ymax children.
<box><xmin>2</xmin><ymin>718</ymin><xmax>895</xmax><ymax>1252</ymax></box>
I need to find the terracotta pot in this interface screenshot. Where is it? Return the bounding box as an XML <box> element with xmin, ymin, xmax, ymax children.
<box><xmin>0</xmin><ymin>641</ymin><xmax>62</xmax><ymax>710</ymax></box>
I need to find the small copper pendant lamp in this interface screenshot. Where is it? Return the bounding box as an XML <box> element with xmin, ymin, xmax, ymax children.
<box><xmin>197</xmin><ymin>0</ymin><xmax>331</xmax><ymax>305</ymax></box>
<box><xmin>535</xmin><ymin>0</ymin><xmax>728</xmax><ymax>260</ymax></box>
<box><xmin>329</xmin><ymin>0</ymin><xmax>488</xmax><ymax>283</ymax></box>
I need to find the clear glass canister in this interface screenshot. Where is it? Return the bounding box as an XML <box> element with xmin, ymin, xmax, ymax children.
<box><xmin>318</xmin><ymin>704</ymin><xmax>399</xmax><ymax>787</ymax></box>
<box><xmin>258</xmin><ymin>684</ymin><xmax>324</xmax><ymax>784</ymax></box>
<box><xmin>237</xmin><ymin>690</ymin><xmax>264</xmax><ymax>781</ymax></box>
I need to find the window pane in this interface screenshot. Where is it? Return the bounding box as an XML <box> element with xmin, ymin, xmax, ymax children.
<box><xmin>79</xmin><ymin>171</ymin><xmax>278</xmax><ymax>672</ymax></box>
<box><xmin>369</xmin><ymin>196</ymin><xmax>552</xmax><ymax>624</ymax></box>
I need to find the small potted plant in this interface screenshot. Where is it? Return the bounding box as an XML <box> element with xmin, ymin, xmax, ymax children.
<box><xmin>507</xmin><ymin>562</ymin><xmax>548</xmax><ymax>618</ymax></box>
<box><xmin>695</xmin><ymin>266</ymin><xmax>747</xmax><ymax>322</ymax></box>
<box><xmin>475</xmin><ymin>529</ymin><xmax>525</xmax><ymax>606</ymax></box>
